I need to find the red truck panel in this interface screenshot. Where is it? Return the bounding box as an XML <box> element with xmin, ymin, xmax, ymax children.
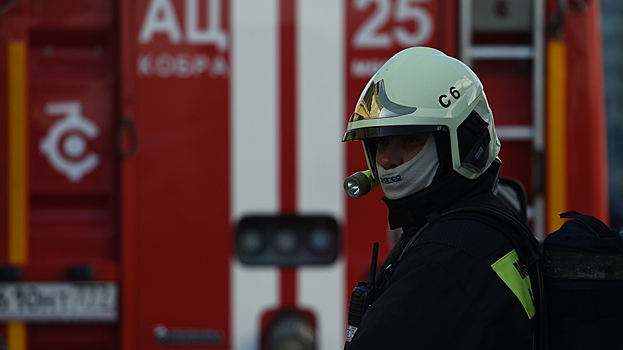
<box><xmin>1</xmin><ymin>0</ymin><xmax>118</xmax><ymax>348</ymax></box>
<box><xmin>120</xmin><ymin>0</ymin><xmax>231</xmax><ymax>348</ymax></box>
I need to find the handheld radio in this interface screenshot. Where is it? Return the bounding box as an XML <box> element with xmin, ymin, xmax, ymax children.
<box><xmin>344</xmin><ymin>242</ymin><xmax>379</xmax><ymax>348</ymax></box>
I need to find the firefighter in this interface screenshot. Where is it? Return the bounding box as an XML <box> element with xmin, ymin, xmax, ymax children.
<box><xmin>343</xmin><ymin>47</ymin><xmax>538</xmax><ymax>349</ymax></box>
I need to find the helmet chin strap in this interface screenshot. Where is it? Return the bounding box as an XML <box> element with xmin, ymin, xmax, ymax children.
<box><xmin>376</xmin><ymin>133</ymin><xmax>440</xmax><ymax>200</ymax></box>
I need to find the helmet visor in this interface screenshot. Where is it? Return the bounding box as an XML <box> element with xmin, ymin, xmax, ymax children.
<box><xmin>343</xmin><ymin>78</ymin><xmax>442</xmax><ymax>141</ymax></box>
<box><xmin>342</xmin><ymin>125</ymin><xmax>442</xmax><ymax>141</ymax></box>
<box><xmin>348</xmin><ymin>79</ymin><xmax>416</xmax><ymax>122</ymax></box>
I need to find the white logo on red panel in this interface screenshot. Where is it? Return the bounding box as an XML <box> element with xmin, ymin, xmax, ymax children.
<box><xmin>137</xmin><ymin>0</ymin><xmax>229</xmax><ymax>78</ymax></box>
<box><xmin>139</xmin><ymin>0</ymin><xmax>228</xmax><ymax>50</ymax></box>
<box><xmin>352</xmin><ymin>0</ymin><xmax>433</xmax><ymax>49</ymax></box>
<box><xmin>349</xmin><ymin>0</ymin><xmax>434</xmax><ymax>79</ymax></box>
<box><xmin>39</xmin><ymin>101</ymin><xmax>100</xmax><ymax>182</ymax></box>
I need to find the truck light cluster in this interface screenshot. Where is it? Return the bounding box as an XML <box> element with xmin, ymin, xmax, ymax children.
<box><xmin>235</xmin><ymin>215</ymin><xmax>340</xmax><ymax>266</ymax></box>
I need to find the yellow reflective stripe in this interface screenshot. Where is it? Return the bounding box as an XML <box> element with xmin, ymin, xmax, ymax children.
<box><xmin>7</xmin><ymin>41</ymin><xmax>28</xmax><ymax>265</ymax></box>
<box><xmin>7</xmin><ymin>321</ymin><xmax>27</xmax><ymax>350</ymax></box>
<box><xmin>491</xmin><ymin>250</ymin><xmax>536</xmax><ymax>318</ymax></box>
<box><xmin>7</xmin><ymin>41</ymin><xmax>28</xmax><ymax>350</ymax></box>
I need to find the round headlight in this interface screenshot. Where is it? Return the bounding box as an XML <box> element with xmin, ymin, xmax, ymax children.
<box><xmin>273</xmin><ymin>228</ymin><xmax>299</xmax><ymax>256</ymax></box>
<box><xmin>307</xmin><ymin>227</ymin><xmax>333</xmax><ymax>254</ymax></box>
<box><xmin>239</xmin><ymin>228</ymin><xmax>265</xmax><ymax>256</ymax></box>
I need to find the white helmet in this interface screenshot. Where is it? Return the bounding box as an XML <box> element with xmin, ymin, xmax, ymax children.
<box><xmin>343</xmin><ymin>47</ymin><xmax>500</xmax><ymax>183</ymax></box>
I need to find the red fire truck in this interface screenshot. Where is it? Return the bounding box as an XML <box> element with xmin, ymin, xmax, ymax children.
<box><xmin>0</xmin><ymin>0</ymin><xmax>608</xmax><ymax>349</ymax></box>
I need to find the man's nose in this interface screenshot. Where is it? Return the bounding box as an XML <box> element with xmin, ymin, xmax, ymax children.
<box><xmin>378</xmin><ymin>143</ymin><xmax>404</xmax><ymax>169</ymax></box>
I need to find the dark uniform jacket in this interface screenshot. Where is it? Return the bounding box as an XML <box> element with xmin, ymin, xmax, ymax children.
<box><xmin>346</xmin><ymin>161</ymin><xmax>536</xmax><ymax>349</ymax></box>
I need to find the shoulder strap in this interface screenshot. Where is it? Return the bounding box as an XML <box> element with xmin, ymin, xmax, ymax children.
<box><xmin>448</xmin><ymin>206</ymin><xmax>541</xmax><ymax>266</ymax></box>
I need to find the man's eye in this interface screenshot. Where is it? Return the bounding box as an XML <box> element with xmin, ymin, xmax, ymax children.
<box><xmin>405</xmin><ymin>133</ymin><xmax>428</xmax><ymax>144</ymax></box>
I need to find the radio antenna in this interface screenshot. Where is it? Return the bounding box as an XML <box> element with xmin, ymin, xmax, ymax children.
<box><xmin>368</xmin><ymin>242</ymin><xmax>379</xmax><ymax>285</ymax></box>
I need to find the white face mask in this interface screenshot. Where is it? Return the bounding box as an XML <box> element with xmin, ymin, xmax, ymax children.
<box><xmin>376</xmin><ymin>133</ymin><xmax>440</xmax><ymax>200</ymax></box>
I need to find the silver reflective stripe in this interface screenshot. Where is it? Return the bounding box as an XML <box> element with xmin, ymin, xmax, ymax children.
<box><xmin>345</xmin><ymin>325</ymin><xmax>358</xmax><ymax>343</ymax></box>
<box><xmin>544</xmin><ymin>250</ymin><xmax>623</xmax><ymax>280</ymax></box>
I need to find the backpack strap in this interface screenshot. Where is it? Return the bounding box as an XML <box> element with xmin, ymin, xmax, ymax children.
<box><xmin>439</xmin><ymin>206</ymin><xmax>541</xmax><ymax>267</ymax></box>
<box><xmin>559</xmin><ymin>211</ymin><xmax>615</xmax><ymax>238</ymax></box>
